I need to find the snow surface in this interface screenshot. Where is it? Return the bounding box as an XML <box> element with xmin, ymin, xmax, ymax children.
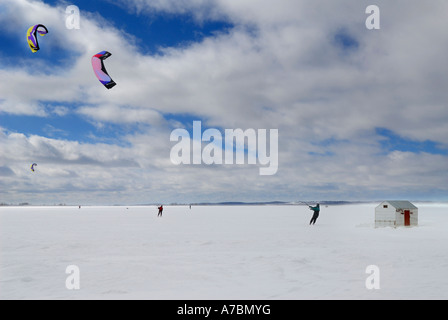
<box><xmin>1</xmin><ymin>204</ymin><xmax>447</xmax><ymax>300</ymax></box>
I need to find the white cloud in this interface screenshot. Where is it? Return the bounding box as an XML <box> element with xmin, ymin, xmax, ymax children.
<box><xmin>77</xmin><ymin>105</ymin><xmax>163</xmax><ymax>125</ymax></box>
<box><xmin>1</xmin><ymin>0</ymin><xmax>448</xmax><ymax>203</ymax></box>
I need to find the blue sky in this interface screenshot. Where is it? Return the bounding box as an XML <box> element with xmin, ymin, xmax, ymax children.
<box><xmin>0</xmin><ymin>0</ymin><xmax>231</xmax><ymax>144</ymax></box>
<box><xmin>376</xmin><ymin>128</ymin><xmax>448</xmax><ymax>156</ymax></box>
<box><xmin>1</xmin><ymin>0</ymin><xmax>448</xmax><ymax>205</ymax></box>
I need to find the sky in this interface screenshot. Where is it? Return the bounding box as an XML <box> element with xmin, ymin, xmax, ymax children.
<box><xmin>1</xmin><ymin>0</ymin><xmax>448</xmax><ymax>205</ymax></box>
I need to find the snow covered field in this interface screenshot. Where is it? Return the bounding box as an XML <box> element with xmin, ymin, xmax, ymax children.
<box><xmin>1</xmin><ymin>204</ymin><xmax>447</xmax><ymax>300</ymax></box>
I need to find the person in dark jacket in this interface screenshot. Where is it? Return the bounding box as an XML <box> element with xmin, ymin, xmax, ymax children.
<box><xmin>309</xmin><ymin>203</ymin><xmax>320</xmax><ymax>225</ymax></box>
<box><xmin>158</xmin><ymin>205</ymin><xmax>164</xmax><ymax>217</ymax></box>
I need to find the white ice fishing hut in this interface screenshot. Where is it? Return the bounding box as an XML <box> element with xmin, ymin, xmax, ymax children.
<box><xmin>375</xmin><ymin>201</ymin><xmax>418</xmax><ymax>228</ymax></box>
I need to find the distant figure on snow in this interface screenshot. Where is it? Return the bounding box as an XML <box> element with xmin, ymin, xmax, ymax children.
<box><xmin>309</xmin><ymin>203</ymin><xmax>320</xmax><ymax>225</ymax></box>
<box><xmin>158</xmin><ymin>205</ymin><xmax>164</xmax><ymax>217</ymax></box>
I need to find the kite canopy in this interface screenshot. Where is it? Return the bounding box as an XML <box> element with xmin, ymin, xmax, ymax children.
<box><xmin>31</xmin><ymin>163</ymin><xmax>37</xmax><ymax>172</ymax></box>
<box><xmin>27</xmin><ymin>24</ymin><xmax>48</xmax><ymax>53</ymax></box>
<box><xmin>92</xmin><ymin>51</ymin><xmax>116</xmax><ymax>89</ymax></box>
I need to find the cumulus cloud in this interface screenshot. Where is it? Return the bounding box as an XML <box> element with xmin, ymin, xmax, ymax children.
<box><xmin>1</xmin><ymin>0</ymin><xmax>448</xmax><ymax>204</ymax></box>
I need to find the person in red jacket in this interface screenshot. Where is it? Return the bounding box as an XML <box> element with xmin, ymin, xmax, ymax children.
<box><xmin>158</xmin><ymin>205</ymin><xmax>164</xmax><ymax>217</ymax></box>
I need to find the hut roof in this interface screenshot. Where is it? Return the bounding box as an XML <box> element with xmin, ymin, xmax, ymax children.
<box><xmin>380</xmin><ymin>201</ymin><xmax>418</xmax><ymax>210</ymax></box>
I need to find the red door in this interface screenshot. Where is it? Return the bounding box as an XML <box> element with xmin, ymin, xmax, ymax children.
<box><xmin>404</xmin><ymin>210</ymin><xmax>411</xmax><ymax>226</ymax></box>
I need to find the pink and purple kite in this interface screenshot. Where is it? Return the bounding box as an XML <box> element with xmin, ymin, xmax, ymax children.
<box><xmin>91</xmin><ymin>51</ymin><xmax>116</xmax><ymax>89</ymax></box>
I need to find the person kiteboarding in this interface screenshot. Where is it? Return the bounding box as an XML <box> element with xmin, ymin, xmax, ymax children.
<box><xmin>308</xmin><ymin>203</ymin><xmax>320</xmax><ymax>225</ymax></box>
<box><xmin>158</xmin><ymin>205</ymin><xmax>164</xmax><ymax>217</ymax></box>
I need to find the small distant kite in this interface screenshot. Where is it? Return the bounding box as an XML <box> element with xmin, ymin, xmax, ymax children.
<box><xmin>92</xmin><ymin>51</ymin><xmax>116</xmax><ymax>89</ymax></box>
<box><xmin>31</xmin><ymin>163</ymin><xmax>38</xmax><ymax>172</ymax></box>
<box><xmin>26</xmin><ymin>24</ymin><xmax>48</xmax><ymax>53</ymax></box>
